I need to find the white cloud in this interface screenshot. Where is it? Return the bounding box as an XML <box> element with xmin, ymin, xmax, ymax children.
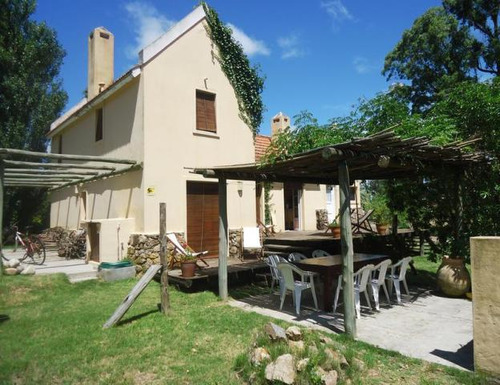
<box><xmin>353</xmin><ymin>56</ymin><xmax>377</xmax><ymax>74</ymax></box>
<box><xmin>124</xmin><ymin>2</ymin><xmax>176</xmax><ymax>59</ymax></box>
<box><xmin>321</xmin><ymin>0</ymin><xmax>353</xmax><ymax>26</ymax></box>
<box><xmin>277</xmin><ymin>34</ymin><xmax>305</xmax><ymax>59</ymax></box>
<box><xmin>227</xmin><ymin>23</ymin><xmax>270</xmax><ymax>57</ymax></box>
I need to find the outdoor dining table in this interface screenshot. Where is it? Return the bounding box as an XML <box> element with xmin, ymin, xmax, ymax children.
<box><xmin>295</xmin><ymin>253</ymin><xmax>389</xmax><ymax>311</ymax></box>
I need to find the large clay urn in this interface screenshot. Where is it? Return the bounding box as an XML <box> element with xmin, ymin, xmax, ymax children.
<box><xmin>436</xmin><ymin>256</ymin><xmax>471</xmax><ymax>297</ymax></box>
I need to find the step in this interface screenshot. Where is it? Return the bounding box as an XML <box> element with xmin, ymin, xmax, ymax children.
<box><xmin>67</xmin><ymin>271</ymin><xmax>98</xmax><ymax>283</ymax></box>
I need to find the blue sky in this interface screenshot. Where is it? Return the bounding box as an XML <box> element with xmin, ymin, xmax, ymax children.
<box><xmin>35</xmin><ymin>0</ymin><xmax>441</xmax><ymax>136</ymax></box>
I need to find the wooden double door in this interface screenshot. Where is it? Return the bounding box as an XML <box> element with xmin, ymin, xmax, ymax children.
<box><xmin>186</xmin><ymin>182</ymin><xmax>219</xmax><ymax>257</ymax></box>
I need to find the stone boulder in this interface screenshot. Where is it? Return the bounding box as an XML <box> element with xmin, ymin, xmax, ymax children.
<box><xmin>315</xmin><ymin>367</ymin><xmax>338</xmax><ymax>385</ymax></box>
<box><xmin>265</xmin><ymin>354</ymin><xmax>295</xmax><ymax>385</ymax></box>
<box><xmin>265</xmin><ymin>322</ymin><xmax>286</xmax><ymax>341</ymax></box>
<box><xmin>250</xmin><ymin>347</ymin><xmax>271</xmax><ymax>366</ymax></box>
<box><xmin>20</xmin><ymin>265</ymin><xmax>36</xmax><ymax>275</ymax></box>
<box><xmin>4</xmin><ymin>268</ymin><xmax>18</xmax><ymax>276</ymax></box>
<box><xmin>285</xmin><ymin>326</ymin><xmax>302</xmax><ymax>341</ymax></box>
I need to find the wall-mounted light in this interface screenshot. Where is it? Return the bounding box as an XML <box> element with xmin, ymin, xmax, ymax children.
<box><xmin>377</xmin><ymin>155</ymin><xmax>391</xmax><ymax>168</ymax></box>
<box><xmin>237</xmin><ymin>181</ymin><xmax>243</xmax><ymax>197</ymax></box>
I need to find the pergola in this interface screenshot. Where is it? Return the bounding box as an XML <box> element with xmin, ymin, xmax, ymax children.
<box><xmin>194</xmin><ymin>129</ymin><xmax>486</xmax><ymax>337</ymax></box>
<box><xmin>0</xmin><ymin>148</ymin><xmax>141</xmax><ymax>272</ymax></box>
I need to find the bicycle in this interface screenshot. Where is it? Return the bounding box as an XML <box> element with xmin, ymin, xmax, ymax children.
<box><xmin>1</xmin><ymin>226</ymin><xmax>46</xmax><ymax>265</ymax></box>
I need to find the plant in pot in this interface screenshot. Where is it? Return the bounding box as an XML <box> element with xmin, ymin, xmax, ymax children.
<box><xmin>327</xmin><ymin>220</ymin><xmax>341</xmax><ymax>238</ymax></box>
<box><xmin>372</xmin><ymin>201</ymin><xmax>392</xmax><ymax>235</ymax></box>
<box><xmin>180</xmin><ymin>251</ymin><xmax>197</xmax><ymax>278</ymax></box>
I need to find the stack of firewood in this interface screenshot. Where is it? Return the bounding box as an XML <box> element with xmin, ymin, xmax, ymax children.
<box><xmin>53</xmin><ymin>228</ymin><xmax>87</xmax><ymax>260</ymax></box>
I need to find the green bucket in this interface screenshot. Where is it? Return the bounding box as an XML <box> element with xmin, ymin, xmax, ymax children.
<box><xmin>99</xmin><ymin>261</ymin><xmax>133</xmax><ymax>269</ymax></box>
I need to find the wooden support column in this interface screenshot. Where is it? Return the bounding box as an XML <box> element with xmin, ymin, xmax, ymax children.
<box><xmin>159</xmin><ymin>203</ymin><xmax>170</xmax><ymax>314</ymax></box>
<box><xmin>339</xmin><ymin>160</ymin><xmax>356</xmax><ymax>337</ymax></box>
<box><xmin>218</xmin><ymin>178</ymin><xmax>228</xmax><ymax>300</ymax></box>
<box><xmin>0</xmin><ymin>160</ymin><xmax>3</xmax><ymax>275</ymax></box>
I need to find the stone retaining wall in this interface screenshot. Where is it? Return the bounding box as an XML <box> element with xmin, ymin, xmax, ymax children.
<box><xmin>128</xmin><ymin>229</ymin><xmax>245</xmax><ymax>274</ymax></box>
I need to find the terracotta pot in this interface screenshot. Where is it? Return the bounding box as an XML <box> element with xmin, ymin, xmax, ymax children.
<box><xmin>181</xmin><ymin>261</ymin><xmax>197</xmax><ymax>278</ymax></box>
<box><xmin>329</xmin><ymin>226</ymin><xmax>341</xmax><ymax>238</ymax></box>
<box><xmin>436</xmin><ymin>257</ymin><xmax>471</xmax><ymax>297</ymax></box>
<box><xmin>376</xmin><ymin>223</ymin><xmax>388</xmax><ymax>235</ymax></box>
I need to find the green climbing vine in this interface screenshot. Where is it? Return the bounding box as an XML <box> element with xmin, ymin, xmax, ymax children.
<box><xmin>202</xmin><ymin>2</ymin><xmax>265</xmax><ymax>136</ymax></box>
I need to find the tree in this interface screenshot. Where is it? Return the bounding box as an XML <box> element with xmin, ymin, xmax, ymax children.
<box><xmin>0</xmin><ymin>0</ymin><xmax>67</xmax><ymax>230</ymax></box>
<box><xmin>383</xmin><ymin>7</ymin><xmax>478</xmax><ymax>112</ymax></box>
<box><xmin>443</xmin><ymin>0</ymin><xmax>500</xmax><ymax>75</ymax></box>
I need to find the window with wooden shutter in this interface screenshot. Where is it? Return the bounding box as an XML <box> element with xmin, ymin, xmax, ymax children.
<box><xmin>95</xmin><ymin>108</ymin><xmax>103</xmax><ymax>141</ymax></box>
<box><xmin>196</xmin><ymin>90</ymin><xmax>216</xmax><ymax>133</ymax></box>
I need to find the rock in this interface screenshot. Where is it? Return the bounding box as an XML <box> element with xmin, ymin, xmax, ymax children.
<box><xmin>20</xmin><ymin>265</ymin><xmax>36</xmax><ymax>275</ymax></box>
<box><xmin>352</xmin><ymin>357</ymin><xmax>365</xmax><ymax>371</ymax></box>
<box><xmin>265</xmin><ymin>322</ymin><xmax>286</xmax><ymax>341</ymax></box>
<box><xmin>152</xmin><ymin>244</ymin><xmax>160</xmax><ymax>253</ymax></box>
<box><xmin>138</xmin><ymin>235</ymin><xmax>148</xmax><ymax>244</ymax></box>
<box><xmin>297</xmin><ymin>358</ymin><xmax>310</xmax><ymax>372</ymax></box>
<box><xmin>5</xmin><ymin>259</ymin><xmax>20</xmax><ymax>268</ymax></box>
<box><xmin>286</xmin><ymin>326</ymin><xmax>302</xmax><ymax>341</ymax></box>
<box><xmin>4</xmin><ymin>268</ymin><xmax>18</xmax><ymax>275</ymax></box>
<box><xmin>315</xmin><ymin>367</ymin><xmax>338</xmax><ymax>385</ymax></box>
<box><xmin>288</xmin><ymin>340</ymin><xmax>305</xmax><ymax>351</ymax></box>
<box><xmin>320</xmin><ymin>336</ymin><xmax>334</xmax><ymax>345</ymax></box>
<box><xmin>265</xmin><ymin>354</ymin><xmax>295</xmax><ymax>385</ymax></box>
<box><xmin>325</xmin><ymin>348</ymin><xmax>349</xmax><ymax>369</ymax></box>
<box><xmin>16</xmin><ymin>264</ymin><xmax>25</xmax><ymax>273</ymax></box>
<box><xmin>129</xmin><ymin>234</ymin><xmax>140</xmax><ymax>246</ymax></box>
<box><xmin>250</xmin><ymin>347</ymin><xmax>271</xmax><ymax>366</ymax></box>
<box><xmin>308</xmin><ymin>344</ymin><xmax>319</xmax><ymax>355</ymax></box>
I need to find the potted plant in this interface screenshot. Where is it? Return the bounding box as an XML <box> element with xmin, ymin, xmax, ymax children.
<box><xmin>180</xmin><ymin>251</ymin><xmax>197</xmax><ymax>278</ymax></box>
<box><xmin>327</xmin><ymin>220</ymin><xmax>341</xmax><ymax>238</ymax></box>
<box><xmin>372</xmin><ymin>200</ymin><xmax>392</xmax><ymax>235</ymax></box>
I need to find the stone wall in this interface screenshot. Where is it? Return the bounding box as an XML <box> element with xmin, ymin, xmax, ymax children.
<box><xmin>316</xmin><ymin>209</ymin><xmax>328</xmax><ymax>230</ymax></box>
<box><xmin>128</xmin><ymin>229</ymin><xmax>244</xmax><ymax>274</ymax></box>
<box><xmin>470</xmin><ymin>237</ymin><xmax>500</xmax><ymax>378</ymax></box>
<box><xmin>229</xmin><ymin>228</ymin><xmax>242</xmax><ymax>259</ymax></box>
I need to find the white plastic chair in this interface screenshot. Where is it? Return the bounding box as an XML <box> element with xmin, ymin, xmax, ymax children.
<box><xmin>277</xmin><ymin>262</ymin><xmax>318</xmax><ymax>315</ymax></box>
<box><xmin>333</xmin><ymin>264</ymin><xmax>374</xmax><ymax>319</ymax></box>
<box><xmin>370</xmin><ymin>259</ymin><xmax>392</xmax><ymax>310</ymax></box>
<box><xmin>386</xmin><ymin>257</ymin><xmax>412</xmax><ymax>304</ymax></box>
<box><xmin>264</xmin><ymin>256</ymin><xmax>280</xmax><ymax>291</ymax></box>
<box><xmin>312</xmin><ymin>249</ymin><xmax>329</xmax><ymax>258</ymax></box>
<box><xmin>288</xmin><ymin>252</ymin><xmax>308</xmax><ymax>262</ymax></box>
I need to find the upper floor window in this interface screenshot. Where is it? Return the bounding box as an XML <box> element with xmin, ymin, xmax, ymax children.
<box><xmin>95</xmin><ymin>108</ymin><xmax>103</xmax><ymax>141</ymax></box>
<box><xmin>196</xmin><ymin>90</ymin><xmax>216</xmax><ymax>133</ymax></box>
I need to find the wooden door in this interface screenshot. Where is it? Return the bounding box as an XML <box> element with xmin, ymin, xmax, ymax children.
<box><xmin>88</xmin><ymin>223</ymin><xmax>100</xmax><ymax>262</ymax></box>
<box><xmin>186</xmin><ymin>182</ymin><xmax>219</xmax><ymax>257</ymax></box>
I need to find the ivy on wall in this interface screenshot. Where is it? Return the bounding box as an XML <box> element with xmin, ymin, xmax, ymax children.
<box><xmin>202</xmin><ymin>2</ymin><xmax>265</xmax><ymax>137</ymax></box>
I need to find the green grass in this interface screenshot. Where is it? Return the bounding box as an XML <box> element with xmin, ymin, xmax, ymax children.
<box><xmin>0</xmin><ymin>273</ymin><xmax>488</xmax><ymax>384</ymax></box>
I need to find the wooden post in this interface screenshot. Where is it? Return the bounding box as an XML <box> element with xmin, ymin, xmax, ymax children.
<box><xmin>159</xmin><ymin>203</ymin><xmax>170</xmax><ymax>314</ymax></box>
<box><xmin>218</xmin><ymin>178</ymin><xmax>228</xmax><ymax>300</ymax></box>
<box><xmin>0</xmin><ymin>160</ymin><xmax>3</xmax><ymax>275</ymax></box>
<box><xmin>339</xmin><ymin>160</ymin><xmax>356</xmax><ymax>337</ymax></box>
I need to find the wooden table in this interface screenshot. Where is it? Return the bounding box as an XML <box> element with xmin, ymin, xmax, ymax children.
<box><xmin>296</xmin><ymin>253</ymin><xmax>389</xmax><ymax>311</ymax></box>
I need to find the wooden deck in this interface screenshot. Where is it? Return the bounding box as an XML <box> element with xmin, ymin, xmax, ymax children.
<box><xmin>167</xmin><ymin>258</ymin><xmax>267</xmax><ymax>287</ymax></box>
<box><xmin>263</xmin><ymin>229</ymin><xmax>417</xmax><ymax>258</ymax></box>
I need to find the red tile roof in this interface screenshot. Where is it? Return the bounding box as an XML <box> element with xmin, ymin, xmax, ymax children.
<box><xmin>255</xmin><ymin>135</ymin><xmax>271</xmax><ymax>162</ymax></box>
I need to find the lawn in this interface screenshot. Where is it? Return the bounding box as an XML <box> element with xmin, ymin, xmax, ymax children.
<box><xmin>0</xmin><ymin>260</ymin><xmax>488</xmax><ymax>384</ymax></box>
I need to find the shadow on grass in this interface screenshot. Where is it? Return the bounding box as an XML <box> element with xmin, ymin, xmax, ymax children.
<box><xmin>0</xmin><ymin>314</ymin><xmax>10</xmax><ymax>323</ymax></box>
<box><xmin>116</xmin><ymin>309</ymin><xmax>159</xmax><ymax>326</ymax></box>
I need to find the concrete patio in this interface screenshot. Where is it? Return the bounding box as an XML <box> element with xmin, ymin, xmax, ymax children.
<box><xmin>230</xmin><ymin>285</ymin><xmax>473</xmax><ymax>371</ymax></box>
<box><xmin>3</xmin><ymin>248</ymin><xmax>98</xmax><ymax>283</ymax></box>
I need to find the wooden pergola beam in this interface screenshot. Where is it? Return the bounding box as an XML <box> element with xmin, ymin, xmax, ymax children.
<box><xmin>0</xmin><ymin>148</ymin><xmax>137</xmax><ymax>164</ymax></box>
<box><xmin>3</xmin><ymin>160</ymin><xmax>116</xmax><ymax>171</ymax></box>
<box><xmin>5</xmin><ymin>169</ymin><xmax>99</xmax><ymax>176</ymax></box>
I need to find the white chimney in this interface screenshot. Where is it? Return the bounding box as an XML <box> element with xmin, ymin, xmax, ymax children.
<box><xmin>87</xmin><ymin>27</ymin><xmax>114</xmax><ymax>100</ymax></box>
<box><xmin>271</xmin><ymin>112</ymin><xmax>290</xmax><ymax>136</ymax></box>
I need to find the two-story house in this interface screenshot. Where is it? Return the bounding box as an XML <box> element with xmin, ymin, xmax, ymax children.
<box><xmin>48</xmin><ymin>6</ymin><xmax>257</xmax><ymax>262</ymax></box>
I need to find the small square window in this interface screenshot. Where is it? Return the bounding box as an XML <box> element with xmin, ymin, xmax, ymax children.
<box><xmin>95</xmin><ymin>108</ymin><xmax>103</xmax><ymax>141</ymax></box>
<box><xmin>196</xmin><ymin>90</ymin><xmax>216</xmax><ymax>133</ymax></box>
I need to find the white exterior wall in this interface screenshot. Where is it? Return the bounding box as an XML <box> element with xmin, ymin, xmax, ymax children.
<box><xmin>141</xmin><ymin>20</ymin><xmax>256</xmax><ymax>233</ymax></box>
<box><xmin>301</xmin><ymin>184</ymin><xmax>327</xmax><ymax>230</ymax></box>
